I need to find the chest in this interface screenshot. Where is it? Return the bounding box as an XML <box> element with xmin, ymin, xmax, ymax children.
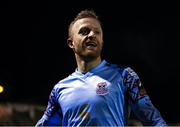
<box><xmin>58</xmin><ymin>75</ymin><xmax>125</xmax><ymax>113</ymax></box>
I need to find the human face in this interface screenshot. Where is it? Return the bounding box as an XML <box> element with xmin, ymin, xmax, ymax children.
<box><xmin>68</xmin><ymin>18</ymin><xmax>103</xmax><ymax>61</ymax></box>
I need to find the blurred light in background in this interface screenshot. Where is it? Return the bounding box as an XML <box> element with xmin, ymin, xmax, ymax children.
<box><xmin>0</xmin><ymin>85</ymin><xmax>4</xmax><ymax>94</ymax></box>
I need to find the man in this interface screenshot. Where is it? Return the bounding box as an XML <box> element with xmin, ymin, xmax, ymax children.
<box><xmin>36</xmin><ymin>10</ymin><xmax>167</xmax><ymax>126</ymax></box>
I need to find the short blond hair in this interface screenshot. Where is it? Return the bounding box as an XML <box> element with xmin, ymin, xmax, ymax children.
<box><xmin>68</xmin><ymin>10</ymin><xmax>101</xmax><ymax>38</ymax></box>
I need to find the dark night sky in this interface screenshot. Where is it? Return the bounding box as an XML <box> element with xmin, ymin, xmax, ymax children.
<box><xmin>1</xmin><ymin>1</ymin><xmax>180</xmax><ymax>124</ymax></box>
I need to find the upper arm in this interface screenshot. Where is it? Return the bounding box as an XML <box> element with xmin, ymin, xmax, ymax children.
<box><xmin>122</xmin><ymin>67</ymin><xmax>167</xmax><ymax>126</ymax></box>
<box><xmin>35</xmin><ymin>86</ymin><xmax>62</xmax><ymax>126</ymax></box>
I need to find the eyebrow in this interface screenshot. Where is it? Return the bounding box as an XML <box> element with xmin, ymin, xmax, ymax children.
<box><xmin>79</xmin><ymin>26</ymin><xmax>101</xmax><ymax>31</ymax></box>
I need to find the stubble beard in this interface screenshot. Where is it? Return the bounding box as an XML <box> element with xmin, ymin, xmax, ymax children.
<box><xmin>74</xmin><ymin>47</ymin><xmax>102</xmax><ymax>62</ymax></box>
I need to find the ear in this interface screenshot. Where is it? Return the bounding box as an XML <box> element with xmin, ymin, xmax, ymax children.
<box><xmin>67</xmin><ymin>38</ymin><xmax>74</xmax><ymax>49</ymax></box>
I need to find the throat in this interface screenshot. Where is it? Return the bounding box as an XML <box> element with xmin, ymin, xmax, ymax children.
<box><xmin>76</xmin><ymin>56</ymin><xmax>101</xmax><ymax>73</ymax></box>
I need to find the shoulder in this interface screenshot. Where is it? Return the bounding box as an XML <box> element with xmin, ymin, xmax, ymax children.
<box><xmin>54</xmin><ymin>74</ymin><xmax>75</xmax><ymax>88</ymax></box>
<box><xmin>104</xmin><ymin>60</ymin><xmax>139</xmax><ymax>78</ymax></box>
<box><xmin>49</xmin><ymin>74</ymin><xmax>75</xmax><ymax>98</ymax></box>
<box><xmin>104</xmin><ymin>60</ymin><xmax>129</xmax><ymax>75</ymax></box>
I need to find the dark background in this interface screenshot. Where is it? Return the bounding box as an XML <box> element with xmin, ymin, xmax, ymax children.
<box><xmin>1</xmin><ymin>0</ymin><xmax>180</xmax><ymax>124</ymax></box>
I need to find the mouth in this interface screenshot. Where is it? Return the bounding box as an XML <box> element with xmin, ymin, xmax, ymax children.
<box><xmin>85</xmin><ymin>41</ymin><xmax>97</xmax><ymax>48</ymax></box>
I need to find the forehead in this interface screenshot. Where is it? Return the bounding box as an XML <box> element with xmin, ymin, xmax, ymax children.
<box><xmin>72</xmin><ymin>18</ymin><xmax>101</xmax><ymax>30</ymax></box>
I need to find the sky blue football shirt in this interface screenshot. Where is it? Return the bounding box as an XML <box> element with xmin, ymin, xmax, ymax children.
<box><xmin>36</xmin><ymin>60</ymin><xmax>167</xmax><ymax>126</ymax></box>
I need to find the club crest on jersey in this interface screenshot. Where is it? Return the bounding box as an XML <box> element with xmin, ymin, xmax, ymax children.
<box><xmin>96</xmin><ymin>82</ymin><xmax>108</xmax><ymax>95</ymax></box>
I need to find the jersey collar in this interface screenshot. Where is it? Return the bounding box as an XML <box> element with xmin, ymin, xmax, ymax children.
<box><xmin>73</xmin><ymin>60</ymin><xmax>107</xmax><ymax>77</ymax></box>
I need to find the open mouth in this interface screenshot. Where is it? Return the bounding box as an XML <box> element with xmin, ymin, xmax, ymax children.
<box><xmin>85</xmin><ymin>41</ymin><xmax>97</xmax><ymax>47</ymax></box>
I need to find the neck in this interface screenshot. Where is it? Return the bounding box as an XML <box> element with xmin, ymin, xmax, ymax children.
<box><xmin>75</xmin><ymin>55</ymin><xmax>101</xmax><ymax>73</ymax></box>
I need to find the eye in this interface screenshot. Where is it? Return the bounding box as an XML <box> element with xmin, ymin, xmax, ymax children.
<box><xmin>95</xmin><ymin>30</ymin><xmax>100</xmax><ymax>34</ymax></box>
<box><xmin>79</xmin><ymin>27</ymin><xmax>91</xmax><ymax>35</ymax></box>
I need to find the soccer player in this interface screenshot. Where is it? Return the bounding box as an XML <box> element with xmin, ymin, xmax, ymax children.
<box><xmin>36</xmin><ymin>10</ymin><xmax>167</xmax><ymax>126</ymax></box>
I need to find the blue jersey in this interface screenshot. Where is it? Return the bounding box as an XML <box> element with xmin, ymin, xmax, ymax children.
<box><xmin>36</xmin><ymin>60</ymin><xmax>167</xmax><ymax>126</ymax></box>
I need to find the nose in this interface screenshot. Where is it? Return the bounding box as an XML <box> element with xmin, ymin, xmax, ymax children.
<box><xmin>88</xmin><ymin>30</ymin><xmax>95</xmax><ymax>39</ymax></box>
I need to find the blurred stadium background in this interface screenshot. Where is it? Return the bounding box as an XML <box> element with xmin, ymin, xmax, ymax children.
<box><xmin>0</xmin><ymin>103</ymin><xmax>144</xmax><ymax>126</ymax></box>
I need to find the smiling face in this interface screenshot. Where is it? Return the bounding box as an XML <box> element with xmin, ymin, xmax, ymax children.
<box><xmin>67</xmin><ymin>17</ymin><xmax>104</xmax><ymax>61</ymax></box>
